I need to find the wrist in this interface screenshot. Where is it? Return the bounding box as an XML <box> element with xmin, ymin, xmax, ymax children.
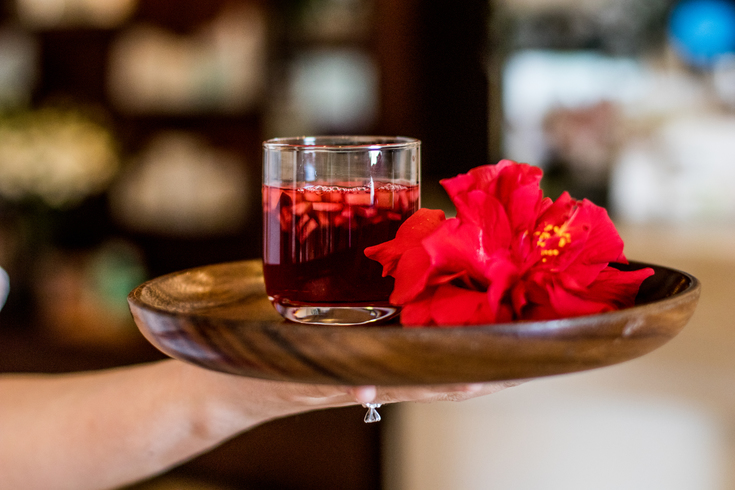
<box><xmin>172</xmin><ymin>361</ymin><xmax>364</xmax><ymax>437</ymax></box>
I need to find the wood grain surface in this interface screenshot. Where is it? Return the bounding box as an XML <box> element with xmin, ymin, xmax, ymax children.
<box><xmin>128</xmin><ymin>260</ymin><xmax>700</xmax><ymax>386</ymax></box>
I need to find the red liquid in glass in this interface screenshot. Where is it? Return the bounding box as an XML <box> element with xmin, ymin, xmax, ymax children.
<box><xmin>263</xmin><ymin>183</ymin><xmax>419</xmax><ymax>306</ymax></box>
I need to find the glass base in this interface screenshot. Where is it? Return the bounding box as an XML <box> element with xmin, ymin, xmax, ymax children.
<box><xmin>272</xmin><ymin>299</ymin><xmax>399</xmax><ymax>325</ymax></box>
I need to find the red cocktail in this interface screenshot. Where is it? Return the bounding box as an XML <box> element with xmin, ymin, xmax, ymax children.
<box><xmin>263</xmin><ymin>183</ymin><xmax>419</xmax><ymax>306</ymax></box>
<box><xmin>262</xmin><ymin>136</ymin><xmax>420</xmax><ymax>324</ymax></box>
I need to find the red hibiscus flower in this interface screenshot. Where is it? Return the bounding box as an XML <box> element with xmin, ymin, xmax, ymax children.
<box><xmin>364</xmin><ymin>160</ymin><xmax>654</xmax><ymax>326</ymax></box>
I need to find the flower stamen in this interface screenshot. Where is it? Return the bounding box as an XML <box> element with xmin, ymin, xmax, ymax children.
<box><xmin>534</xmin><ymin>223</ymin><xmax>572</xmax><ymax>262</ymax></box>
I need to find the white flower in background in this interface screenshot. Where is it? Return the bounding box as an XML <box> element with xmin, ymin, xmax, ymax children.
<box><xmin>0</xmin><ymin>107</ymin><xmax>119</xmax><ymax>208</ymax></box>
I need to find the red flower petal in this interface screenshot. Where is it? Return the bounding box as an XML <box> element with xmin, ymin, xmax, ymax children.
<box><xmin>535</xmin><ymin>191</ymin><xmax>576</xmax><ymax>228</ymax></box>
<box><xmin>441</xmin><ymin>160</ymin><xmax>545</xmax><ymax>236</ymax></box>
<box><xmin>421</xmin><ymin>218</ymin><xmax>489</xmax><ymax>287</ymax></box>
<box><xmin>400</xmin><ymin>292</ymin><xmax>436</xmax><ymax>326</ymax></box>
<box><xmin>526</xmin><ymin>266</ymin><xmax>654</xmax><ymax>320</ymax></box>
<box><xmin>473</xmin><ymin>191</ymin><xmax>513</xmax><ymax>252</ymax></box>
<box><xmin>484</xmin><ymin>256</ymin><xmax>519</xmax><ymax>317</ymax></box>
<box><xmin>440</xmin><ymin>172</ymin><xmax>478</xmax><ymax>205</ymax></box>
<box><xmin>569</xmin><ymin>200</ymin><xmax>626</xmax><ymax>265</ymax></box>
<box><xmin>545</xmin><ymin>280</ymin><xmax>618</xmax><ymax>318</ymax></box>
<box><xmin>430</xmin><ymin>284</ymin><xmax>492</xmax><ymax>326</ymax></box>
<box><xmin>364</xmin><ymin>208</ymin><xmax>445</xmax><ymax>277</ymax></box>
<box><xmin>494</xmin><ymin>162</ymin><xmax>546</xmax><ymax>233</ymax></box>
<box><xmin>530</xmin><ymin>194</ymin><xmax>623</xmax><ymax>289</ymax></box>
<box><xmin>585</xmin><ymin>266</ymin><xmax>655</xmax><ymax>309</ymax></box>
<box><xmin>390</xmin><ymin>246</ymin><xmax>433</xmax><ymax>304</ymax></box>
<box><xmin>556</xmin><ymin>200</ymin><xmax>626</xmax><ymax>288</ymax></box>
<box><xmin>483</xmin><ymin>300</ymin><xmax>514</xmax><ymax>324</ymax></box>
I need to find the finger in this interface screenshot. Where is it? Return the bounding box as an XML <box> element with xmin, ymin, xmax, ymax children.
<box><xmin>286</xmin><ymin>383</ymin><xmax>381</xmax><ymax>408</ymax></box>
<box><xmin>347</xmin><ymin>386</ymin><xmax>378</xmax><ymax>405</ymax></box>
<box><xmin>374</xmin><ymin>379</ymin><xmax>529</xmax><ymax>404</ymax></box>
<box><xmin>423</xmin><ymin>380</ymin><xmax>525</xmax><ymax>402</ymax></box>
<box><xmin>268</xmin><ymin>381</ymin><xmax>356</xmax><ymax>407</ymax></box>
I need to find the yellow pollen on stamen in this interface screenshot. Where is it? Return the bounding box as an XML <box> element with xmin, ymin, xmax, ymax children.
<box><xmin>534</xmin><ymin>223</ymin><xmax>572</xmax><ymax>260</ymax></box>
<box><xmin>534</xmin><ymin>230</ymin><xmax>551</xmax><ymax>247</ymax></box>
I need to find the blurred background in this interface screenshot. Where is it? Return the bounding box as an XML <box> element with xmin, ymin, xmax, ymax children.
<box><xmin>0</xmin><ymin>0</ymin><xmax>734</xmax><ymax>488</ymax></box>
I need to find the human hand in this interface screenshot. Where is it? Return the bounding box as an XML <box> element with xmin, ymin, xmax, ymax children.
<box><xmin>347</xmin><ymin>381</ymin><xmax>526</xmax><ymax>406</ymax></box>
<box><xmin>203</xmin><ymin>372</ymin><xmax>527</xmax><ymax>424</ymax></box>
<box><xmin>180</xmin><ymin>361</ymin><xmax>527</xmax><ymax>433</ymax></box>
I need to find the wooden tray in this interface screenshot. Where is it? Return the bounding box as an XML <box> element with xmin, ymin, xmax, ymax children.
<box><xmin>128</xmin><ymin>260</ymin><xmax>699</xmax><ymax>386</ymax></box>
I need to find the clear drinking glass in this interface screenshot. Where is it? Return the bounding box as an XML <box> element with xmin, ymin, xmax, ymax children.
<box><xmin>262</xmin><ymin>136</ymin><xmax>421</xmax><ymax>325</ymax></box>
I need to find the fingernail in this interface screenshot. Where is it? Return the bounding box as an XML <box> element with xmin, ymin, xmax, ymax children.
<box><xmin>353</xmin><ymin>386</ymin><xmax>377</xmax><ymax>404</ymax></box>
<box><xmin>464</xmin><ymin>383</ymin><xmax>484</xmax><ymax>393</ymax></box>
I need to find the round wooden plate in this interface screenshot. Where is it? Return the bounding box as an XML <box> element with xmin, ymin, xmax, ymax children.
<box><xmin>128</xmin><ymin>260</ymin><xmax>699</xmax><ymax>386</ymax></box>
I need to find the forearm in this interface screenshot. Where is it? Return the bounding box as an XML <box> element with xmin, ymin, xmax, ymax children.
<box><xmin>0</xmin><ymin>360</ymin><xmax>351</xmax><ymax>490</ymax></box>
<box><xmin>0</xmin><ymin>359</ymin><xmax>517</xmax><ymax>490</ymax></box>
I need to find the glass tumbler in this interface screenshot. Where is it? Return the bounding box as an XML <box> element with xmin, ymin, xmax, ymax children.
<box><xmin>262</xmin><ymin>136</ymin><xmax>421</xmax><ymax>325</ymax></box>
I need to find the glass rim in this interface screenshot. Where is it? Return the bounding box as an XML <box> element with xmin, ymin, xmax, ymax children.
<box><xmin>263</xmin><ymin>135</ymin><xmax>420</xmax><ymax>151</ymax></box>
